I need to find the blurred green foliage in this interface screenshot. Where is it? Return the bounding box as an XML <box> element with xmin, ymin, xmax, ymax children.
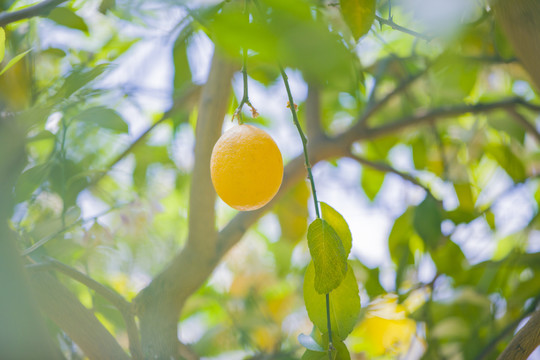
<box><xmin>1</xmin><ymin>0</ymin><xmax>540</xmax><ymax>359</ymax></box>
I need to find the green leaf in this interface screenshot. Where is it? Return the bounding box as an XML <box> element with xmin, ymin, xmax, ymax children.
<box><xmin>339</xmin><ymin>0</ymin><xmax>376</xmax><ymax>41</ymax></box>
<box><xmin>59</xmin><ymin>64</ymin><xmax>109</xmax><ymax>98</ymax></box>
<box><xmin>320</xmin><ymin>202</ymin><xmax>352</xmax><ymax>257</ymax></box>
<box><xmin>453</xmin><ymin>182</ymin><xmax>475</xmax><ymax>211</ymax></box>
<box><xmin>413</xmin><ymin>194</ymin><xmax>442</xmax><ymax>249</ymax></box>
<box><xmin>276</xmin><ymin>181</ymin><xmax>309</xmax><ymax>244</ymax></box>
<box><xmin>302</xmin><ymin>339</ymin><xmax>351</xmax><ymax>360</ymax></box>
<box><xmin>0</xmin><ymin>49</ymin><xmax>31</xmax><ymax>76</ymax></box>
<box><xmin>304</xmin><ymin>262</ymin><xmax>360</xmax><ymax>340</ymax></box>
<box><xmin>488</xmin><ymin>116</ymin><xmax>525</xmax><ymax>144</ymax></box>
<box><xmin>47</xmin><ymin>7</ymin><xmax>89</xmax><ymax>34</ymax></box>
<box><xmin>485</xmin><ymin>144</ymin><xmax>526</xmax><ymax>182</ymax></box>
<box><xmin>361</xmin><ymin>166</ymin><xmax>385</xmax><ymax>201</ymax></box>
<box><xmin>76</xmin><ymin>107</ymin><xmax>128</xmax><ymax>133</ymax></box>
<box><xmin>15</xmin><ymin>163</ymin><xmax>50</xmax><ymax>202</ymax></box>
<box><xmin>307</xmin><ymin>219</ymin><xmax>348</xmax><ymax>294</ymax></box>
<box><xmin>388</xmin><ymin>208</ymin><xmax>414</xmax><ymax>265</ymax></box>
<box><xmin>0</xmin><ymin>27</ymin><xmax>5</xmax><ymax>63</ymax></box>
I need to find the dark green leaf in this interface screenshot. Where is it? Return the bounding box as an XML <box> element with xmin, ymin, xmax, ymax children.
<box><xmin>413</xmin><ymin>194</ymin><xmax>442</xmax><ymax>249</ymax></box>
<box><xmin>304</xmin><ymin>262</ymin><xmax>360</xmax><ymax>340</ymax></box>
<box><xmin>77</xmin><ymin>107</ymin><xmax>128</xmax><ymax>133</ymax></box>
<box><xmin>47</xmin><ymin>7</ymin><xmax>89</xmax><ymax>34</ymax></box>
<box><xmin>307</xmin><ymin>219</ymin><xmax>348</xmax><ymax>294</ymax></box>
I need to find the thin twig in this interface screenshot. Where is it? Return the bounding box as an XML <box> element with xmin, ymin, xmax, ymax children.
<box><xmin>27</xmin><ymin>257</ymin><xmax>143</xmax><ymax>359</ymax></box>
<box><xmin>506</xmin><ymin>108</ymin><xmax>540</xmax><ymax>143</ymax></box>
<box><xmin>347</xmin><ymin>152</ymin><xmax>431</xmax><ymax>194</ymax></box>
<box><xmin>0</xmin><ymin>0</ymin><xmax>67</xmax><ymax>26</ymax></box>
<box><xmin>21</xmin><ymin>203</ymin><xmax>128</xmax><ymax>256</ymax></box>
<box><xmin>375</xmin><ymin>15</ymin><xmax>433</xmax><ymax>41</ymax></box>
<box><xmin>357</xmin><ymin>67</ymin><xmax>428</xmax><ymax>128</ymax></box>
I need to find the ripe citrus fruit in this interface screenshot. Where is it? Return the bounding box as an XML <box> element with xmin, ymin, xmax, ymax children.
<box><xmin>210</xmin><ymin>124</ymin><xmax>283</xmax><ymax>211</ymax></box>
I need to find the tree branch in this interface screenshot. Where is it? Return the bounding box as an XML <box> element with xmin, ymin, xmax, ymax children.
<box><xmin>356</xmin><ymin>68</ymin><xmax>427</xmax><ymax>129</ymax></box>
<box><xmin>28</xmin><ymin>258</ymin><xmax>142</xmax><ymax>360</ymax></box>
<box><xmin>0</xmin><ymin>0</ymin><xmax>67</xmax><ymax>27</ymax></box>
<box><xmin>339</xmin><ymin>98</ymin><xmax>540</xmax><ymax>145</ymax></box>
<box><xmin>375</xmin><ymin>15</ymin><xmax>433</xmax><ymax>41</ymax></box>
<box><xmin>346</xmin><ymin>152</ymin><xmax>430</xmax><ymax>194</ymax></box>
<box><xmin>134</xmin><ymin>52</ymin><xmax>235</xmax><ymax>359</ymax></box>
<box><xmin>497</xmin><ymin>310</ymin><xmax>540</xmax><ymax>360</ymax></box>
<box><xmin>30</xmin><ymin>272</ymin><xmax>130</xmax><ymax>360</ymax></box>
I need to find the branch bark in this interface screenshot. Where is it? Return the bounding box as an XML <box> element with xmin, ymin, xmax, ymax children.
<box><xmin>0</xmin><ymin>0</ymin><xmax>67</xmax><ymax>27</ymax></box>
<box><xmin>30</xmin><ymin>272</ymin><xmax>130</xmax><ymax>360</ymax></box>
<box><xmin>134</xmin><ymin>51</ymin><xmax>235</xmax><ymax>359</ymax></box>
<box><xmin>28</xmin><ymin>258</ymin><xmax>142</xmax><ymax>360</ymax></box>
<box><xmin>497</xmin><ymin>311</ymin><xmax>540</xmax><ymax>360</ymax></box>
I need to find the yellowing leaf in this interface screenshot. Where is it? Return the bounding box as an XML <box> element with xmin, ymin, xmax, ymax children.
<box><xmin>340</xmin><ymin>0</ymin><xmax>376</xmax><ymax>41</ymax></box>
<box><xmin>307</xmin><ymin>219</ymin><xmax>348</xmax><ymax>294</ymax></box>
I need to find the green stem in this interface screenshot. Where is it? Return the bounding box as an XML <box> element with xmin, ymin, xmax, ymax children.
<box><xmin>280</xmin><ymin>66</ymin><xmax>331</xmax><ymax>357</ymax></box>
<box><xmin>279</xmin><ymin>66</ymin><xmax>320</xmax><ymax>218</ymax></box>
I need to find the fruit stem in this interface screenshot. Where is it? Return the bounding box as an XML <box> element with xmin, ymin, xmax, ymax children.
<box><xmin>234</xmin><ymin>48</ymin><xmax>258</xmax><ymax>124</ymax></box>
<box><xmin>280</xmin><ymin>66</ymin><xmax>333</xmax><ymax>357</ymax></box>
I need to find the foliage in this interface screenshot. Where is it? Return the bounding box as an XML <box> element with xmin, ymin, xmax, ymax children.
<box><xmin>1</xmin><ymin>0</ymin><xmax>540</xmax><ymax>359</ymax></box>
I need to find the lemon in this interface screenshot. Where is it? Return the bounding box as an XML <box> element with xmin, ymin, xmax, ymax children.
<box><xmin>210</xmin><ymin>124</ymin><xmax>283</xmax><ymax>211</ymax></box>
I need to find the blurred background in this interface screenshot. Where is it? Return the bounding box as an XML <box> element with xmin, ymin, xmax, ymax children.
<box><xmin>1</xmin><ymin>0</ymin><xmax>540</xmax><ymax>359</ymax></box>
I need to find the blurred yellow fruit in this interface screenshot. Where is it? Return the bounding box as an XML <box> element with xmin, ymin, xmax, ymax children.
<box><xmin>210</xmin><ymin>124</ymin><xmax>283</xmax><ymax>211</ymax></box>
<box><xmin>351</xmin><ymin>294</ymin><xmax>416</xmax><ymax>357</ymax></box>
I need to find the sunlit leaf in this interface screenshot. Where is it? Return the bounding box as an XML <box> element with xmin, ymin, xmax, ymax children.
<box><xmin>0</xmin><ymin>49</ymin><xmax>31</xmax><ymax>76</ymax></box>
<box><xmin>361</xmin><ymin>166</ymin><xmax>385</xmax><ymax>201</ymax></box>
<box><xmin>47</xmin><ymin>7</ymin><xmax>89</xmax><ymax>34</ymax></box>
<box><xmin>320</xmin><ymin>202</ymin><xmax>352</xmax><ymax>257</ymax></box>
<box><xmin>307</xmin><ymin>219</ymin><xmax>348</xmax><ymax>294</ymax></box>
<box><xmin>340</xmin><ymin>0</ymin><xmax>376</xmax><ymax>41</ymax></box>
<box><xmin>304</xmin><ymin>262</ymin><xmax>360</xmax><ymax>340</ymax></box>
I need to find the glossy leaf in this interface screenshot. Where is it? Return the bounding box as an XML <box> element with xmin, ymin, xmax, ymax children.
<box><xmin>304</xmin><ymin>262</ymin><xmax>360</xmax><ymax>340</ymax></box>
<box><xmin>307</xmin><ymin>219</ymin><xmax>348</xmax><ymax>294</ymax></box>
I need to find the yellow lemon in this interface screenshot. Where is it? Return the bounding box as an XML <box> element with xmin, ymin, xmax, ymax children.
<box><xmin>210</xmin><ymin>124</ymin><xmax>283</xmax><ymax>211</ymax></box>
